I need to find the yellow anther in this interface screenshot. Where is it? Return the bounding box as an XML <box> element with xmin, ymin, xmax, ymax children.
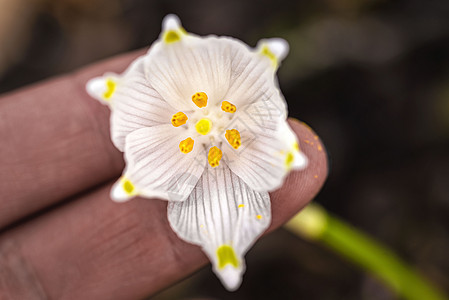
<box><xmin>221</xmin><ymin>101</ymin><xmax>236</xmax><ymax>113</ymax></box>
<box><xmin>256</xmin><ymin>215</ymin><xmax>262</xmax><ymax>220</ymax></box>
<box><xmin>103</xmin><ymin>78</ymin><xmax>117</xmax><ymax>99</ymax></box>
<box><xmin>192</xmin><ymin>92</ymin><xmax>208</xmax><ymax>108</ymax></box>
<box><xmin>179</xmin><ymin>137</ymin><xmax>194</xmax><ymax>154</ymax></box>
<box><xmin>217</xmin><ymin>245</ymin><xmax>239</xmax><ymax>269</ymax></box>
<box><xmin>171</xmin><ymin>112</ymin><xmax>188</xmax><ymax>127</ymax></box>
<box><xmin>225</xmin><ymin>129</ymin><xmax>241</xmax><ymax>149</ymax></box>
<box><xmin>238</xmin><ymin>204</ymin><xmax>245</xmax><ymax>208</ymax></box>
<box><xmin>208</xmin><ymin>146</ymin><xmax>222</xmax><ymax>168</ymax></box>
<box><xmin>195</xmin><ymin>118</ymin><xmax>212</xmax><ymax>135</ymax></box>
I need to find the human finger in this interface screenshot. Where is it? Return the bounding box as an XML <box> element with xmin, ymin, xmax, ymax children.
<box><xmin>0</xmin><ymin>49</ymin><xmax>146</xmax><ymax>229</ymax></box>
<box><xmin>0</xmin><ymin>119</ymin><xmax>327</xmax><ymax>299</ymax></box>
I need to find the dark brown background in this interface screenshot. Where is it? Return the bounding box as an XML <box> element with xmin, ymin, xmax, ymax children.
<box><xmin>1</xmin><ymin>0</ymin><xmax>448</xmax><ymax>299</ymax></box>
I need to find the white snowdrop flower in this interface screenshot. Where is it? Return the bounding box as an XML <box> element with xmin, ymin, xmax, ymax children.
<box><xmin>86</xmin><ymin>14</ymin><xmax>307</xmax><ymax>291</ymax></box>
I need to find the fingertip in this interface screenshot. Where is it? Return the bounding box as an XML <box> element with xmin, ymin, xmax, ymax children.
<box><xmin>269</xmin><ymin>118</ymin><xmax>328</xmax><ymax>230</ymax></box>
<box><xmin>288</xmin><ymin>118</ymin><xmax>328</xmax><ymax>184</ymax></box>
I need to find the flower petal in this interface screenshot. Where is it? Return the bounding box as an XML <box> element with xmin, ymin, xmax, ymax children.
<box><xmin>168</xmin><ymin>164</ymin><xmax>271</xmax><ymax>291</ymax></box>
<box><xmin>255</xmin><ymin>38</ymin><xmax>289</xmax><ymax>68</ymax></box>
<box><xmin>278</xmin><ymin>120</ymin><xmax>308</xmax><ymax>170</ymax></box>
<box><xmin>111</xmin><ymin>59</ymin><xmax>177</xmax><ymax>151</ymax></box>
<box><xmin>87</xmin><ymin>57</ymin><xmax>175</xmax><ymax>151</ymax></box>
<box><xmin>86</xmin><ymin>73</ymin><xmax>119</xmax><ymax>105</ymax></box>
<box><xmin>221</xmin><ymin>39</ymin><xmax>289</xmax><ymax>115</ymax></box>
<box><xmin>144</xmin><ymin>22</ymin><xmax>234</xmax><ymax>110</ymax></box>
<box><xmin>224</xmin><ymin>120</ymin><xmax>307</xmax><ymax>192</ymax></box>
<box><xmin>160</xmin><ymin>14</ymin><xmax>187</xmax><ymax>43</ymax></box>
<box><xmin>145</xmin><ymin>16</ymin><xmax>287</xmax><ymax>115</ymax></box>
<box><xmin>111</xmin><ymin>124</ymin><xmax>206</xmax><ymax>202</ymax></box>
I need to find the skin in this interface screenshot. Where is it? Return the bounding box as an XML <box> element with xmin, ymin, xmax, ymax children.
<box><xmin>0</xmin><ymin>49</ymin><xmax>328</xmax><ymax>299</ymax></box>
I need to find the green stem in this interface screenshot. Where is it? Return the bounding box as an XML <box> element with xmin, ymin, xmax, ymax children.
<box><xmin>285</xmin><ymin>203</ymin><xmax>448</xmax><ymax>300</ymax></box>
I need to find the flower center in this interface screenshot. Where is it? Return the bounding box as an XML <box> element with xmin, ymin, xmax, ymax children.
<box><xmin>195</xmin><ymin>118</ymin><xmax>212</xmax><ymax>135</ymax></box>
<box><xmin>171</xmin><ymin>92</ymin><xmax>243</xmax><ymax>168</ymax></box>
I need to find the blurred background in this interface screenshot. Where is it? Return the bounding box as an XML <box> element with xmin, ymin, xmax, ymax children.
<box><xmin>1</xmin><ymin>0</ymin><xmax>448</xmax><ymax>299</ymax></box>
